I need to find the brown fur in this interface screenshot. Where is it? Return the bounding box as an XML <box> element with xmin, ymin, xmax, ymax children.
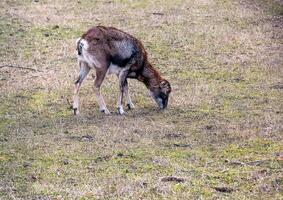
<box><xmin>81</xmin><ymin>26</ymin><xmax>170</xmax><ymax>92</ymax></box>
<box><xmin>73</xmin><ymin>26</ymin><xmax>171</xmax><ymax>114</ymax></box>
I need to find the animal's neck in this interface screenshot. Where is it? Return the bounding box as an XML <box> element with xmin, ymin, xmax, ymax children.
<box><xmin>138</xmin><ymin>62</ymin><xmax>162</xmax><ymax>91</ymax></box>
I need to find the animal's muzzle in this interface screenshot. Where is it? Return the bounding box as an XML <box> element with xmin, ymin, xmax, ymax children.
<box><xmin>162</xmin><ymin>98</ymin><xmax>168</xmax><ymax>109</ymax></box>
<box><xmin>155</xmin><ymin>97</ymin><xmax>168</xmax><ymax>109</ymax></box>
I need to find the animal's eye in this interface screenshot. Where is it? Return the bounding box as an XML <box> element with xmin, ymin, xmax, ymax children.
<box><xmin>160</xmin><ymin>81</ymin><xmax>167</xmax><ymax>88</ymax></box>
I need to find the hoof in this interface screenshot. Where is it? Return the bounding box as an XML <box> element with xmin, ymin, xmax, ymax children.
<box><xmin>100</xmin><ymin>108</ymin><xmax>110</xmax><ymax>115</ymax></box>
<box><xmin>73</xmin><ymin>108</ymin><xmax>79</xmax><ymax>115</ymax></box>
<box><xmin>117</xmin><ymin>107</ymin><xmax>125</xmax><ymax>115</ymax></box>
<box><xmin>126</xmin><ymin>103</ymin><xmax>135</xmax><ymax>110</ymax></box>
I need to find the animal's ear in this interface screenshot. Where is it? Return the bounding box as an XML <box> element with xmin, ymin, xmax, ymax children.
<box><xmin>159</xmin><ymin>80</ymin><xmax>171</xmax><ymax>94</ymax></box>
<box><xmin>159</xmin><ymin>80</ymin><xmax>167</xmax><ymax>88</ymax></box>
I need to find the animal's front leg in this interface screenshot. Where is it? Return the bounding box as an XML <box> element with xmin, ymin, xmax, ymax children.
<box><xmin>117</xmin><ymin>70</ymin><xmax>129</xmax><ymax>115</ymax></box>
<box><xmin>124</xmin><ymin>79</ymin><xmax>135</xmax><ymax>110</ymax></box>
<box><xmin>94</xmin><ymin>69</ymin><xmax>110</xmax><ymax>114</ymax></box>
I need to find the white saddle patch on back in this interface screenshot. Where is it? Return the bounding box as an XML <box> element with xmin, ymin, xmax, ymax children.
<box><xmin>113</xmin><ymin>40</ymin><xmax>134</xmax><ymax>60</ymax></box>
<box><xmin>108</xmin><ymin>63</ymin><xmax>123</xmax><ymax>75</ymax></box>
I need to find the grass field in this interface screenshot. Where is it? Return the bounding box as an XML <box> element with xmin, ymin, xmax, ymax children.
<box><xmin>0</xmin><ymin>0</ymin><xmax>282</xmax><ymax>199</ymax></box>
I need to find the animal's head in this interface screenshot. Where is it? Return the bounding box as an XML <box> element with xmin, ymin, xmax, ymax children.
<box><xmin>151</xmin><ymin>79</ymin><xmax>171</xmax><ymax>109</ymax></box>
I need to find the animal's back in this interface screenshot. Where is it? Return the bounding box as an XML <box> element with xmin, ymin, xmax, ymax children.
<box><xmin>79</xmin><ymin>26</ymin><xmax>146</xmax><ymax>71</ymax></box>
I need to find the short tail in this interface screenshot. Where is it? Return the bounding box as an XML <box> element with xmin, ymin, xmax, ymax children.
<box><xmin>76</xmin><ymin>38</ymin><xmax>83</xmax><ymax>55</ymax></box>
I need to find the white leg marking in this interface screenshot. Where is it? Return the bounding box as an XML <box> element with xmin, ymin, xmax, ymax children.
<box><xmin>117</xmin><ymin>93</ymin><xmax>125</xmax><ymax>115</ymax></box>
<box><xmin>124</xmin><ymin>80</ymin><xmax>135</xmax><ymax>110</ymax></box>
<box><xmin>73</xmin><ymin>62</ymin><xmax>90</xmax><ymax>115</ymax></box>
<box><xmin>117</xmin><ymin>68</ymin><xmax>130</xmax><ymax>115</ymax></box>
<box><xmin>94</xmin><ymin>87</ymin><xmax>110</xmax><ymax>115</ymax></box>
<box><xmin>94</xmin><ymin>69</ymin><xmax>110</xmax><ymax>115</ymax></box>
<box><xmin>73</xmin><ymin>85</ymin><xmax>80</xmax><ymax>115</ymax></box>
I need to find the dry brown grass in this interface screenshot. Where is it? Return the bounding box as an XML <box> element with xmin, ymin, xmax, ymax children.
<box><xmin>0</xmin><ymin>0</ymin><xmax>282</xmax><ymax>199</ymax></box>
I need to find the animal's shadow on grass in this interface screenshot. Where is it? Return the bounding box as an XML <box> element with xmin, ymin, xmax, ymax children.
<box><xmin>68</xmin><ymin>104</ymin><xmax>199</xmax><ymax>127</ymax></box>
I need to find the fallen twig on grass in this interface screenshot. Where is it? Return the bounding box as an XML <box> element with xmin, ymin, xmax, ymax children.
<box><xmin>66</xmin><ymin>98</ymin><xmax>73</xmax><ymax>109</ymax></box>
<box><xmin>161</xmin><ymin>176</ymin><xmax>185</xmax><ymax>183</ymax></box>
<box><xmin>225</xmin><ymin>159</ymin><xmax>245</xmax><ymax>166</ymax></box>
<box><xmin>68</xmin><ymin>135</ymin><xmax>94</xmax><ymax>142</ymax></box>
<box><xmin>151</xmin><ymin>12</ymin><xmax>165</xmax><ymax>16</ymax></box>
<box><xmin>214</xmin><ymin>186</ymin><xmax>234</xmax><ymax>193</ymax></box>
<box><xmin>0</xmin><ymin>64</ymin><xmax>40</xmax><ymax>72</ymax></box>
<box><xmin>246</xmin><ymin>159</ymin><xmax>269</xmax><ymax>166</ymax></box>
<box><xmin>225</xmin><ymin>159</ymin><xmax>270</xmax><ymax>166</ymax></box>
<box><xmin>173</xmin><ymin>143</ymin><xmax>192</xmax><ymax>148</ymax></box>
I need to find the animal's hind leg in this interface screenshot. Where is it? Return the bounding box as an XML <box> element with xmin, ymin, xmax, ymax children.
<box><xmin>73</xmin><ymin>61</ymin><xmax>90</xmax><ymax>115</ymax></box>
